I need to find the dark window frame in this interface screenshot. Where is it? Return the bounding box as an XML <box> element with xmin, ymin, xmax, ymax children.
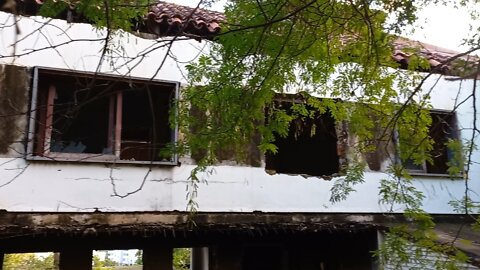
<box><xmin>26</xmin><ymin>67</ymin><xmax>179</xmax><ymax>165</ymax></box>
<box><xmin>401</xmin><ymin>110</ymin><xmax>461</xmax><ymax>176</ymax></box>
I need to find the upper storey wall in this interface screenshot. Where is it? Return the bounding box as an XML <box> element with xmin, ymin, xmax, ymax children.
<box><xmin>0</xmin><ymin>11</ymin><xmax>207</xmax><ymax>83</ymax></box>
<box><xmin>0</xmin><ymin>12</ymin><xmax>479</xmax><ymax>214</ymax></box>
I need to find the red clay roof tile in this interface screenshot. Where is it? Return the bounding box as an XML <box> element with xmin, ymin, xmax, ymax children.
<box><xmin>392</xmin><ymin>37</ymin><xmax>478</xmax><ymax>77</ymax></box>
<box><xmin>146</xmin><ymin>1</ymin><xmax>225</xmax><ymax>39</ymax></box>
<box><xmin>147</xmin><ymin>1</ymin><xmax>478</xmax><ymax>77</ymax></box>
<box><xmin>3</xmin><ymin>0</ymin><xmax>478</xmax><ymax>77</ymax></box>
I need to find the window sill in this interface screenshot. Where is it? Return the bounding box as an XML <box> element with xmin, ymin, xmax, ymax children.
<box><xmin>26</xmin><ymin>153</ymin><xmax>178</xmax><ymax>166</ymax></box>
<box><xmin>408</xmin><ymin>172</ymin><xmax>464</xmax><ymax>179</ymax></box>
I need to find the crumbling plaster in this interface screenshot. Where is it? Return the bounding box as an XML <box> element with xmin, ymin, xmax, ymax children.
<box><xmin>0</xmin><ymin>65</ymin><xmax>29</xmax><ymax>156</ymax></box>
<box><xmin>0</xmin><ymin>11</ymin><xmax>478</xmax><ymax>215</ymax></box>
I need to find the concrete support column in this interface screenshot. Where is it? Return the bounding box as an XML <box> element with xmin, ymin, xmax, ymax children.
<box><xmin>53</xmin><ymin>253</ymin><xmax>60</xmax><ymax>270</ymax></box>
<box><xmin>59</xmin><ymin>249</ymin><xmax>92</xmax><ymax>270</ymax></box>
<box><xmin>373</xmin><ymin>230</ymin><xmax>385</xmax><ymax>270</ymax></box>
<box><xmin>191</xmin><ymin>247</ymin><xmax>209</xmax><ymax>270</ymax></box>
<box><xmin>143</xmin><ymin>247</ymin><xmax>173</xmax><ymax>270</ymax></box>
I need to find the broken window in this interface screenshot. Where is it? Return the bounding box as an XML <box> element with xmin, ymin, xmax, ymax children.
<box><xmin>28</xmin><ymin>68</ymin><xmax>178</xmax><ymax>164</ymax></box>
<box><xmin>403</xmin><ymin>111</ymin><xmax>459</xmax><ymax>174</ymax></box>
<box><xmin>265</xmin><ymin>98</ymin><xmax>340</xmax><ymax>176</ymax></box>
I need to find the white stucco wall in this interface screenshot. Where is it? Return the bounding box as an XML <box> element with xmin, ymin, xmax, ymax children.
<box><xmin>0</xmin><ymin>12</ymin><xmax>206</xmax><ymax>82</ymax></box>
<box><xmin>0</xmin><ymin>12</ymin><xmax>479</xmax><ymax>214</ymax></box>
<box><xmin>0</xmin><ymin>158</ymin><xmax>475</xmax><ymax>213</ymax></box>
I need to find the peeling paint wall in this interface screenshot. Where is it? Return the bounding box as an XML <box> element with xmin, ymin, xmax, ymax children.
<box><xmin>0</xmin><ymin>11</ymin><xmax>206</xmax><ymax>83</ymax></box>
<box><xmin>335</xmin><ymin>121</ymin><xmax>349</xmax><ymax>172</ymax></box>
<box><xmin>339</xmin><ymin>119</ymin><xmax>395</xmax><ymax>173</ymax></box>
<box><xmin>363</xmin><ymin>124</ymin><xmax>395</xmax><ymax>172</ymax></box>
<box><xmin>0</xmin><ymin>65</ymin><xmax>29</xmax><ymax>157</ymax></box>
<box><xmin>0</xmin><ymin>12</ymin><xmax>478</xmax><ymax>215</ymax></box>
<box><xmin>189</xmin><ymin>104</ymin><xmax>262</xmax><ymax>167</ymax></box>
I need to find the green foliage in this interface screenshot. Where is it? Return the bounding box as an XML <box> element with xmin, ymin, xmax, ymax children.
<box><xmin>330</xmin><ymin>160</ymin><xmax>365</xmax><ymax>203</ymax></box>
<box><xmin>123</xmin><ymin>249</ymin><xmax>190</xmax><ymax>269</ymax></box>
<box><xmin>3</xmin><ymin>253</ymin><xmax>55</xmax><ymax>270</ymax></box>
<box><xmin>173</xmin><ymin>248</ymin><xmax>191</xmax><ymax>270</ymax></box>
<box><xmin>92</xmin><ymin>254</ymin><xmax>115</xmax><ymax>270</ymax></box>
<box><xmin>93</xmin><ymin>255</ymin><xmax>104</xmax><ymax>268</ymax></box>
<box><xmin>29</xmin><ymin>0</ymin><xmax>480</xmax><ymax>268</ymax></box>
<box><xmin>446</xmin><ymin>139</ymin><xmax>468</xmax><ymax>176</ymax></box>
<box><xmin>396</xmin><ymin>106</ymin><xmax>433</xmax><ymax>166</ymax></box>
<box><xmin>134</xmin><ymin>250</ymin><xmax>142</xmax><ymax>265</ymax></box>
<box><xmin>186</xmin><ymin>163</ymin><xmax>215</xmax><ymax>215</ymax></box>
<box><xmin>38</xmin><ymin>1</ymin><xmax>69</xmax><ymax>17</ymax></box>
<box><xmin>379</xmin><ymin>165</ymin><xmax>426</xmax><ymax>210</ymax></box>
<box><xmin>39</xmin><ymin>0</ymin><xmax>150</xmax><ymax>31</ymax></box>
<box><xmin>178</xmin><ymin>0</ymin><xmax>453</xmax><ymax>176</ymax></box>
<box><xmin>92</xmin><ymin>255</ymin><xmax>113</xmax><ymax>270</ymax></box>
<box><xmin>376</xmin><ymin>226</ymin><xmax>471</xmax><ymax>270</ymax></box>
<box><xmin>449</xmin><ymin>196</ymin><xmax>480</xmax><ymax>214</ymax></box>
<box><xmin>104</xmin><ymin>253</ymin><xmax>118</xmax><ymax>267</ymax></box>
<box><xmin>179</xmin><ymin>3</ymin><xmax>478</xmax><ymax>267</ymax></box>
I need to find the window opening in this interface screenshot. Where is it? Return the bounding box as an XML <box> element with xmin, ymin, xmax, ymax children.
<box><xmin>120</xmin><ymin>88</ymin><xmax>172</xmax><ymax>161</ymax></box>
<box><xmin>403</xmin><ymin>111</ymin><xmax>458</xmax><ymax>175</ymax></box>
<box><xmin>3</xmin><ymin>252</ymin><xmax>56</xmax><ymax>269</ymax></box>
<box><xmin>265</xmin><ymin>101</ymin><xmax>340</xmax><ymax>176</ymax></box>
<box><xmin>30</xmin><ymin>68</ymin><xmax>177</xmax><ymax>164</ymax></box>
<box><xmin>49</xmin><ymin>81</ymin><xmax>112</xmax><ymax>154</ymax></box>
<box><xmin>94</xmin><ymin>249</ymin><xmax>139</xmax><ymax>267</ymax></box>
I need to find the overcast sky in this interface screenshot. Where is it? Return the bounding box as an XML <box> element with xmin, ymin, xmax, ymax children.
<box><xmin>168</xmin><ymin>0</ymin><xmax>478</xmax><ymax>54</ymax></box>
<box><xmin>410</xmin><ymin>3</ymin><xmax>478</xmax><ymax>53</ymax></box>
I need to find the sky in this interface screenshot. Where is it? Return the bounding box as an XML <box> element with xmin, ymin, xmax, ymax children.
<box><xmin>168</xmin><ymin>0</ymin><xmax>478</xmax><ymax>54</ymax></box>
<box><xmin>409</xmin><ymin>3</ymin><xmax>478</xmax><ymax>53</ymax></box>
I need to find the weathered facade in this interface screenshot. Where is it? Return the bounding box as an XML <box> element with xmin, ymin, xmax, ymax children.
<box><xmin>0</xmin><ymin>1</ymin><xmax>479</xmax><ymax>269</ymax></box>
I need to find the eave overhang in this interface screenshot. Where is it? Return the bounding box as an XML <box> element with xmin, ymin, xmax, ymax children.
<box><xmin>1</xmin><ymin>0</ymin><xmax>478</xmax><ymax>77</ymax></box>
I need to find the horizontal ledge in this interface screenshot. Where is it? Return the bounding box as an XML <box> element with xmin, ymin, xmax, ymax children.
<box><xmin>25</xmin><ymin>155</ymin><xmax>178</xmax><ymax>166</ymax></box>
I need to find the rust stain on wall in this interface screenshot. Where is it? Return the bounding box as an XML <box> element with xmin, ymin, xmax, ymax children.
<box><xmin>245</xmin><ymin>123</ymin><xmax>262</xmax><ymax>167</ymax></box>
<box><xmin>0</xmin><ymin>65</ymin><xmax>30</xmax><ymax>155</ymax></box>
<box><xmin>335</xmin><ymin>121</ymin><xmax>349</xmax><ymax>173</ymax></box>
<box><xmin>189</xmin><ymin>104</ymin><xmax>262</xmax><ymax>167</ymax></box>
<box><xmin>363</xmin><ymin>125</ymin><xmax>394</xmax><ymax>171</ymax></box>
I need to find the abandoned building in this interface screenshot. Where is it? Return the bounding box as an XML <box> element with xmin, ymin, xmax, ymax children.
<box><xmin>0</xmin><ymin>1</ymin><xmax>479</xmax><ymax>269</ymax></box>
